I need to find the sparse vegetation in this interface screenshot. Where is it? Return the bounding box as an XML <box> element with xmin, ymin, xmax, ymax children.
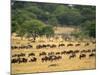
<box><xmin>11</xmin><ymin>1</ymin><xmax>96</xmax><ymax>74</ymax></box>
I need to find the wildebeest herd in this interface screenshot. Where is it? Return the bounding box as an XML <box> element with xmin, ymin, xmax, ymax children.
<box><xmin>11</xmin><ymin>41</ymin><xmax>96</xmax><ymax>64</ymax></box>
<box><xmin>11</xmin><ymin>39</ymin><xmax>96</xmax><ymax>74</ymax></box>
<box><xmin>11</xmin><ymin>41</ymin><xmax>95</xmax><ymax>50</ymax></box>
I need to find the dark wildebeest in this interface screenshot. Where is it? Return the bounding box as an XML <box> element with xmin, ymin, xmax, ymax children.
<box><xmin>27</xmin><ymin>44</ymin><xmax>33</xmax><ymax>48</ymax></box>
<box><xmin>41</xmin><ymin>56</ymin><xmax>49</xmax><ymax>62</ymax></box>
<box><xmin>11</xmin><ymin>58</ymin><xmax>18</xmax><ymax>64</ymax></box>
<box><xmin>84</xmin><ymin>42</ymin><xmax>89</xmax><ymax>46</ymax></box>
<box><xmin>50</xmin><ymin>44</ymin><xmax>56</xmax><ymax>48</ymax></box>
<box><xmin>56</xmin><ymin>52</ymin><xmax>61</xmax><ymax>55</ymax></box>
<box><xmin>47</xmin><ymin>44</ymin><xmax>50</xmax><ymax>47</ymax></box>
<box><xmin>89</xmin><ymin>53</ymin><xmax>96</xmax><ymax>58</ymax></box>
<box><xmin>75</xmin><ymin>43</ymin><xmax>80</xmax><ymax>46</ymax></box>
<box><xmin>19</xmin><ymin>53</ymin><xmax>25</xmax><ymax>57</ymax></box>
<box><xmin>42</xmin><ymin>44</ymin><xmax>47</xmax><ymax>48</ymax></box>
<box><xmin>29</xmin><ymin>57</ymin><xmax>37</xmax><ymax>62</ymax></box>
<box><xmin>66</xmin><ymin>50</ymin><xmax>73</xmax><ymax>54</ymax></box>
<box><xmin>92</xmin><ymin>41</ymin><xmax>96</xmax><ymax>44</ymax></box>
<box><xmin>92</xmin><ymin>49</ymin><xmax>96</xmax><ymax>52</ymax></box>
<box><xmin>61</xmin><ymin>51</ymin><xmax>67</xmax><ymax>55</ymax></box>
<box><xmin>79</xmin><ymin>54</ymin><xmax>86</xmax><ymax>59</ymax></box>
<box><xmin>36</xmin><ymin>45</ymin><xmax>42</xmax><ymax>49</ymax></box>
<box><xmin>21</xmin><ymin>58</ymin><xmax>27</xmax><ymax>63</ymax></box>
<box><xmin>69</xmin><ymin>53</ymin><xmax>76</xmax><ymax>59</ymax></box>
<box><xmin>28</xmin><ymin>53</ymin><xmax>35</xmax><ymax>57</ymax></box>
<box><xmin>48</xmin><ymin>52</ymin><xmax>54</xmax><ymax>56</ymax></box>
<box><xmin>58</xmin><ymin>44</ymin><xmax>65</xmax><ymax>47</ymax></box>
<box><xmin>39</xmin><ymin>52</ymin><xmax>46</xmax><ymax>56</ymax></box>
<box><xmin>86</xmin><ymin>49</ymin><xmax>91</xmax><ymax>53</ymax></box>
<box><xmin>67</xmin><ymin>44</ymin><xmax>73</xmax><ymax>47</ymax></box>
<box><xmin>74</xmin><ymin>50</ymin><xmax>79</xmax><ymax>53</ymax></box>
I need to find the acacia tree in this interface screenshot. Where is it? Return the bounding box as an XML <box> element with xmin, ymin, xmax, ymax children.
<box><xmin>16</xmin><ymin>19</ymin><xmax>54</xmax><ymax>41</ymax></box>
<box><xmin>22</xmin><ymin>19</ymin><xmax>45</xmax><ymax>41</ymax></box>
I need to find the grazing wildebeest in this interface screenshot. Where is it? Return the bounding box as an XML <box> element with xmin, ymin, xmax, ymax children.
<box><xmin>89</xmin><ymin>53</ymin><xmax>96</xmax><ymax>58</ymax></box>
<box><xmin>81</xmin><ymin>49</ymin><xmax>91</xmax><ymax>53</ymax></box>
<box><xmin>86</xmin><ymin>49</ymin><xmax>91</xmax><ymax>53</ymax></box>
<box><xmin>69</xmin><ymin>53</ymin><xmax>76</xmax><ymax>59</ymax></box>
<box><xmin>27</xmin><ymin>44</ymin><xmax>33</xmax><ymax>48</ymax></box>
<box><xmin>81</xmin><ymin>50</ymin><xmax>86</xmax><ymax>53</ymax></box>
<box><xmin>11</xmin><ymin>45</ymin><xmax>18</xmax><ymax>50</ymax></box>
<box><xmin>75</xmin><ymin>43</ymin><xmax>80</xmax><ymax>46</ymax></box>
<box><xmin>84</xmin><ymin>42</ymin><xmax>89</xmax><ymax>46</ymax></box>
<box><xmin>48</xmin><ymin>52</ymin><xmax>54</xmax><ymax>56</ymax></box>
<box><xmin>74</xmin><ymin>50</ymin><xmax>79</xmax><ymax>53</ymax></box>
<box><xmin>92</xmin><ymin>49</ymin><xmax>96</xmax><ymax>52</ymax></box>
<box><xmin>36</xmin><ymin>45</ymin><xmax>42</xmax><ymax>49</ymax></box>
<box><xmin>19</xmin><ymin>53</ymin><xmax>26</xmax><ymax>57</ymax></box>
<box><xmin>29</xmin><ymin>57</ymin><xmax>37</xmax><ymax>62</ymax></box>
<box><xmin>39</xmin><ymin>52</ymin><xmax>46</xmax><ymax>56</ymax></box>
<box><xmin>28</xmin><ymin>53</ymin><xmax>35</xmax><ymax>57</ymax></box>
<box><xmin>42</xmin><ymin>44</ymin><xmax>47</xmax><ymax>48</ymax></box>
<box><xmin>41</xmin><ymin>56</ymin><xmax>49</xmax><ymax>62</ymax></box>
<box><xmin>61</xmin><ymin>51</ymin><xmax>67</xmax><ymax>55</ymax></box>
<box><xmin>47</xmin><ymin>44</ymin><xmax>50</xmax><ymax>47</ymax></box>
<box><xmin>12</xmin><ymin>54</ymin><xmax>18</xmax><ymax>57</ymax></box>
<box><xmin>21</xmin><ymin>58</ymin><xmax>27</xmax><ymax>63</ymax></box>
<box><xmin>92</xmin><ymin>41</ymin><xmax>96</xmax><ymax>44</ymax></box>
<box><xmin>56</xmin><ymin>52</ymin><xmax>60</xmax><ymax>55</ymax></box>
<box><xmin>66</xmin><ymin>50</ymin><xmax>73</xmax><ymax>54</ymax></box>
<box><xmin>41</xmin><ymin>55</ymin><xmax>62</xmax><ymax>62</ymax></box>
<box><xmin>11</xmin><ymin>58</ymin><xmax>18</xmax><ymax>64</ymax></box>
<box><xmin>12</xmin><ymin>53</ymin><xmax>25</xmax><ymax>57</ymax></box>
<box><xmin>79</xmin><ymin>54</ymin><xmax>86</xmax><ymax>59</ymax></box>
<box><xmin>50</xmin><ymin>44</ymin><xmax>56</xmax><ymax>48</ymax></box>
<box><xmin>67</xmin><ymin>43</ymin><xmax>73</xmax><ymax>47</ymax></box>
<box><xmin>11</xmin><ymin>57</ymin><xmax>27</xmax><ymax>64</ymax></box>
<box><xmin>58</xmin><ymin>44</ymin><xmax>65</xmax><ymax>47</ymax></box>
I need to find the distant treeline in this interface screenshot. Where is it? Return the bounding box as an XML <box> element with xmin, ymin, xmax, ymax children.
<box><xmin>12</xmin><ymin>1</ymin><xmax>96</xmax><ymax>39</ymax></box>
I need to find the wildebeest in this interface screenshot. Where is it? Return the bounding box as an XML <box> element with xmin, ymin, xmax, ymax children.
<box><xmin>92</xmin><ymin>49</ymin><xmax>96</xmax><ymax>52</ymax></box>
<box><xmin>50</xmin><ymin>44</ymin><xmax>56</xmax><ymax>48</ymax></box>
<box><xmin>11</xmin><ymin>57</ymin><xmax>27</xmax><ymax>64</ymax></box>
<box><xmin>92</xmin><ymin>41</ymin><xmax>96</xmax><ymax>44</ymax></box>
<box><xmin>61</xmin><ymin>51</ymin><xmax>67</xmax><ymax>55</ymax></box>
<box><xmin>56</xmin><ymin>52</ymin><xmax>60</xmax><ymax>55</ymax></box>
<box><xmin>36</xmin><ymin>45</ymin><xmax>42</xmax><ymax>49</ymax></box>
<box><xmin>58</xmin><ymin>44</ymin><xmax>65</xmax><ymax>47</ymax></box>
<box><xmin>11</xmin><ymin>44</ymin><xmax>33</xmax><ymax>50</ymax></box>
<box><xmin>84</xmin><ymin>42</ymin><xmax>89</xmax><ymax>46</ymax></box>
<box><xmin>79</xmin><ymin>54</ymin><xmax>86</xmax><ymax>59</ymax></box>
<box><xmin>67</xmin><ymin>43</ymin><xmax>73</xmax><ymax>47</ymax></box>
<box><xmin>29</xmin><ymin>57</ymin><xmax>37</xmax><ymax>62</ymax></box>
<box><xmin>81</xmin><ymin>49</ymin><xmax>91</xmax><ymax>53</ymax></box>
<box><xmin>48</xmin><ymin>52</ymin><xmax>54</xmax><ymax>56</ymax></box>
<box><xmin>74</xmin><ymin>50</ymin><xmax>79</xmax><ymax>53</ymax></box>
<box><xmin>39</xmin><ymin>52</ymin><xmax>46</xmax><ymax>56</ymax></box>
<box><xmin>12</xmin><ymin>53</ymin><xmax>25</xmax><ymax>57</ymax></box>
<box><xmin>28</xmin><ymin>53</ymin><xmax>35</xmax><ymax>57</ymax></box>
<box><xmin>75</xmin><ymin>43</ymin><xmax>80</xmax><ymax>46</ymax></box>
<box><xmin>66</xmin><ymin>50</ymin><xmax>73</xmax><ymax>54</ymax></box>
<box><xmin>69</xmin><ymin>53</ymin><xmax>76</xmax><ymax>59</ymax></box>
<box><xmin>41</xmin><ymin>55</ymin><xmax>62</xmax><ymax>62</ymax></box>
<box><xmin>89</xmin><ymin>53</ymin><xmax>96</xmax><ymax>58</ymax></box>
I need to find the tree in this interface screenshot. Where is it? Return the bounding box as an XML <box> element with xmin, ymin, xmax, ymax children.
<box><xmin>41</xmin><ymin>25</ymin><xmax>54</xmax><ymax>38</ymax></box>
<box><xmin>81</xmin><ymin>21</ymin><xmax>96</xmax><ymax>38</ymax></box>
<box><xmin>22</xmin><ymin>19</ymin><xmax>45</xmax><ymax>41</ymax></box>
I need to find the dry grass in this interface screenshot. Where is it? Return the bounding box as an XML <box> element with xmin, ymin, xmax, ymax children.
<box><xmin>11</xmin><ymin>27</ymin><xmax>96</xmax><ymax>74</ymax></box>
<box><xmin>11</xmin><ymin>40</ymin><xmax>96</xmax><ymax>74</ymax></box>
